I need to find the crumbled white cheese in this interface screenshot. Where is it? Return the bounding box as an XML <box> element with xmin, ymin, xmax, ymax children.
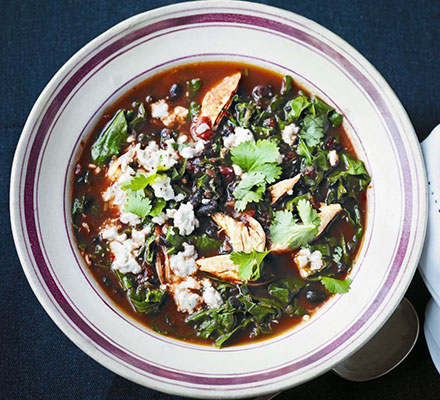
<box><xmin>107</xmin><ymin>146</ymin><xmax>136</xmax><ymax>180</ymax></box>
<box><xmin>328</xmin><ymin>150</ymin><xmax>339</xmax><ymax>167</ymax></box>
<box><xmin>232</xmin><ymin>164</ymin><xmax>243</xmax><ymax>177</ymax></box>
<box><xmin>166</xmin><ymin>208</ymin><xmax>177</xmax><ymax>218</ymax></box>
<box><xmin>151</xmin><ymin>175</ymin><xmax>175</xmax><ymax>201</ymax></box>
<box><xmin>109</xmin><ymin>240</ymin><xmax>141</xmax><ymax>274</ymax></box>
<box><xmin>135</xmin><ymin>141</ymin><xmax>178</xmax><ymax>173</ymax></box>
<box><xmin>195</xmin><ymin>123</ymin><xmax>210</xmax><ymax>135</ymax></box>
<box><xmin>151</xmin><ymin>99</ymin><xmax>169</xmax><ymax>119</ymax></box>
<box><xmin>295</xmin><ymin>248</ymin><xmax>323</xmax><ymax>278</ymax></box>
<box><xmin>194</xmin><ymin>139</ymin><xmax>206</xmax><ymax>153</ymax></box>
<box><xmin>309</xmin><ymin>250</ymin><xmax>323</xmax><ymax>271</ymax></box>
<box><xmin>202</xmin><ymin>281</ymin><xmax>224</xmax><ymax>309</ymax></box>
<box><xmin>223</xmin><ymin>127</ymin><xmax>254</xmax><ymax>149</ymax></box>
<box><xmin>120</xmin><ymin>211</ymin><xmax>141</xmax><ymax>226</ymax></box>
<box><xmin>180</xmin><ymin>145</ymin><xmax>197</xmax><ymax>159</ymax></box>
<box><xmin>276</xmin><ymin>153</ymin><xmax>284</xmax><ymax>164</ymax></box>
<box><xmin>102</xmin><ymin>182</ymin><xmax>126</xmax><ymax>208</ymax></box>
<box><xmin>131</xmin><ymin>226</ymin><xmax>151</xmax><ymax>247</ymax></box>
<box><xmin>162</xmin><ymin>106</ymin><xmax>189</xmax><ymax>126</ymax></box>
<box><xmin>177</xmin><ymin>135</ymin><xmax>188</xmax><ymax>144</ymax></box>
<box><xmin>100</xmin><ymin>224</ymin><xmax>151</xmax><ymax>274</ymax></box>
<box><xmin>101</xmin><ymin>225</ymin><xmax>119</xmax><ymax>241</ymax></box>
<box><xmin>175</xmin><ymin>193</ymin><xmax>186</xmax><ymax>202</ymax></box>
<box><xmin>295</xmin><ymin>248</ymin><xmax>311</xmax><ymax>269</ymax></box>
<box><xmin>170</xmin><ymin>203</ymin><xmax>199</xmax><ymax>236</ymax></box>
<box><xmin>152</xmin><ymin>212</ymin><xmax>168</xmax><ymax>225</ymax></box>
<box><xmin>171</xmin><ymin>277</ymin><xmax>202</xmax><ymax>313</ymax></box>
<box><xmin>281</xmin><ymin>123</ymin><xmax>299</xmax><ymax>146</ymax></box>
<box><xmin>169</xmin><ymin>243</ymin><xmax>198</xmax><ymax>277</ymax></box>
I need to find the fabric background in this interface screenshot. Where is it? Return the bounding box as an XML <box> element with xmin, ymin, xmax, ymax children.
<box><xmin>1</xmin><ymin>0</ymin><xmax>439</xmax><ymax>399</ymax></box>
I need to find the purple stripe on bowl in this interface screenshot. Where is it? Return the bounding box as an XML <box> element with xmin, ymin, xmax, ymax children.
<box><xmin>17</xmin><ymin>8</ymin><xmax>419</xmax><ymax>389</ymax></box>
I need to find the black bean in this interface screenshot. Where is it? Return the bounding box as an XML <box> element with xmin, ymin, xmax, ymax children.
<box><xmin>252</xmin><ymin>84</ymin><xmax>273</xmax><ymax>100</ymax></box>
<box><xmin>229</xmin><ymin>297</ymin><xmax>241</xmax><ymax>309</ymax></box>
<box><xmin>169</xmin><ymin>83</ymin><xmax>182</xmax><ymax>100</ymax></box>
<box><xmin>305</xmin><ymin>289</ymin><xmax>327</xmax><ymax>304</ymax></box>
<box><xmin>197</xmin><ymin>200</ymin><xmax>218</xmax><ymax>216</ymax></box>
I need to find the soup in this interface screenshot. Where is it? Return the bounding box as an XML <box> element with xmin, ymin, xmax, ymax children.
<box><xmin>72</xmin><ymin>62</ymin><xmax>370</xmax><ymax>347</ymax></box>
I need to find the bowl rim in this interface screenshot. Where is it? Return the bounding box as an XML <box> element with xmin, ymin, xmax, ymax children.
<box><xmin>10</xmin><ymin>1</ymin><xmax>428</xmax><ymax>397</ymax></box>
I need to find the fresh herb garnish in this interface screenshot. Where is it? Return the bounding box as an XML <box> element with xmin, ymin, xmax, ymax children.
<box><xmin>123</xmin><ymin>191</ymin><xmax>152</xmax><ymax>218</ymax></box>
<box><xmin>270</xmin><ymin>199</ymin><xmax>321</xmax><ymax>249</ymax></box>
<box><xmin>230</xmin><ymin>249</ymin><xmax>271</xmax><ymax>281</ymax></box>
<box><xmin>320</xmin><ymin>277</ymin><xmax>352</xmax><ymax>294</ymax></box>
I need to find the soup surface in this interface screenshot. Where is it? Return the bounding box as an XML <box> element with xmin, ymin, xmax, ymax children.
<box><xmin>72</xmin><ymin>62</ymin><xmax>370</xmax><ymax>347</ymax></box>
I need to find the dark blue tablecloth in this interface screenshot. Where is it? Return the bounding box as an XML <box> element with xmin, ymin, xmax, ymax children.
<box><xmin>1</xmin><ymin>0</ymin><xmax>439</xmax><ymax>399</ymax></box>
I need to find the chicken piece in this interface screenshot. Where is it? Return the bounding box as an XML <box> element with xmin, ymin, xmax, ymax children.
<box><xmin>155</xmin><ymin>247</ymin><xmax>175</xmax><ymax>285</ymax></box>
<box><xmin>212</xmin><ymin>213</ymin><xmax>265</xmax><ymax>252</ymax></box>
<box><xmin>200</xmin><ymin>72</ymin><xmax>241</xmax><ymax>128</ymax></box>
<box><xmin>268</xmin><ymin>174</ymin><xmax>301</xmax><ymax>204</ymax></box>
<box><xmin>317</xmin><ymin>203</ymin><xmax>342</xmax><ymax>236</ymax></box>
<box><xmin>196</xmin><ymin>255</ymin><xmax>240</xmax><ymax>283</ymax></box>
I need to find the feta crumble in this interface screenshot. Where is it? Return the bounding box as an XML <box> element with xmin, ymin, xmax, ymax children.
<box><xmin>295</xmin><ymin>248</ymin><xmax>324</xmax><ymax>278</ymax></box>
<box><xmin>151</xmin><ymin>175</ymin><xmax>175</xmax><ymax>201</ymax></box>
<box><xmin>202</xmin><ymin>280</ymin><xmax>224</xmax><ymax>309</ymax></box>
<box><xmin>328</xmin><ymin>150</ymin><xmax>339</xmax><ymax>167</ymax></box>
<box><xmin>170</xmin><ymin>203</ymin><xmax>199</xmax><ymax>236</ymax></box>
<box><xmin>171</xmin><ymin>277</ymin><xmax>202</xmax><ymax>313</ymax></box>
<box><xmin>223</xmin><ymin>127</ymin><xmax>254</xmax><ymax>149</ymax></box>
<box><xmin>152</xmin><ymin>212</ymin><xmax>168</xmax><ymax>225</ymax></box>
<box><xmin>169</xmin><ymin>243</ymin><xmax>198</xmax><ymax>277</ymax></box>
<box><xmin>151</xmin><ymin>99</ymin><xmax>169</xmax><ymax>119</ymax></box>
<box><xmin>281</xmin><ymin>123</ymin><xmax>299</xmax><ymax>145</ymax></box>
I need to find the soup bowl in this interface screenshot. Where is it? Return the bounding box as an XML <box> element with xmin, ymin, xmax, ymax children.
<box><xmin>10</xmin><ymin>1</ymin><xmax>427</xmax><ymax>398</ymax></box>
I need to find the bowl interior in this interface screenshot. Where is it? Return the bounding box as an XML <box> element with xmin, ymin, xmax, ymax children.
<box><xmin>11</xmin><ymin>1</ymin><xmax>426</xmax><ymax>398</ymax></box>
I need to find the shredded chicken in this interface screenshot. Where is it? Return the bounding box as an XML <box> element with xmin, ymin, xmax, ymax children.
<box><xmin>155</xmin><ymin>247</ymin><xmax>174</xmax><ymax>285</ymax></box>
<box><xmin>196</xmin><ymin>255</ymin><xmax>240</xmax><ymax>283</ymax></box>
<box><xmin>268</xmin><ymin>174</ymin><xmax>301</xmax><ymax>204</ymax></box>
<box><xmin>317</xmin><ymin>203</ymin><xmax>342</xmax><ymax>236</ymax></box>
<box><xmin>212</xmin><ymin>213</ymin><xmax>265</xmax><ymax>252</ymax></box>
<box><xmin>200</xmin><ymin>72</ymin><xmax>241</xmax><ymax>128</ymax></box>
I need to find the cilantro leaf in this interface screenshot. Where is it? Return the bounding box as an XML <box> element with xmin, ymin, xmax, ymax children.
<box><xmin>230</xmin><ymin>140</ymin><xmax>282</xmax><ymax>210</ymax></box>
<box><xmin>121</xmin><ymin>171</ymin><xmax>160</xmax><ymax>191</ymax></box>
<box><xmin>231</xmin><ymin>139</ymin><xmax>280</xmax><ymax>172</ymax></box>
<box><xmin>297</xmin><ymin>198</ymin><xmax>320</xmax><ymax>226</ymax></box>
<box><xmin>124</xmin><ymin>191</ymin><xmax>152</xmax><ymax>218</ymax></box>
<box><xmin>232</xmin><ymin>172</ymin><xmax>266</xmax><ymax>211</ymax></box>
<box><xmin>251</xmin><ymin>163</ymin><xmax>282</xmax><ymax>184</ymax></box>
<box><xmin>321</xmin><ymin>277</ymin><xmax>352</xmax><ymax>294</ymax></box>
<box><xmin>299</xmin><ymin>114</ymin><xmax>325</xmax><ymax>147</ymax></box>
<box><xmin>269</xmin><ymin>200</ymin><xmax>320</xmax><ymax>249</ymax></box>
<box><xmin>230</xmin><ymin>249</ymin><xmax>271</xmax><ymax>281</ymax></box>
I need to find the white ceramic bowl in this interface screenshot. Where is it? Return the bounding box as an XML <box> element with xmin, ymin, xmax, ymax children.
<box><xmin>10</xmin><ymin>1</ymin><xmax>427</xmax><ymax>398</ymax></box>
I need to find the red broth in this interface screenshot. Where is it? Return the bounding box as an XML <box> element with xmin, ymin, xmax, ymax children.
<box><xmin>72</xmin><ymin>62</ymin><xmax>368</xmax><ymax>347</ymax></box>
